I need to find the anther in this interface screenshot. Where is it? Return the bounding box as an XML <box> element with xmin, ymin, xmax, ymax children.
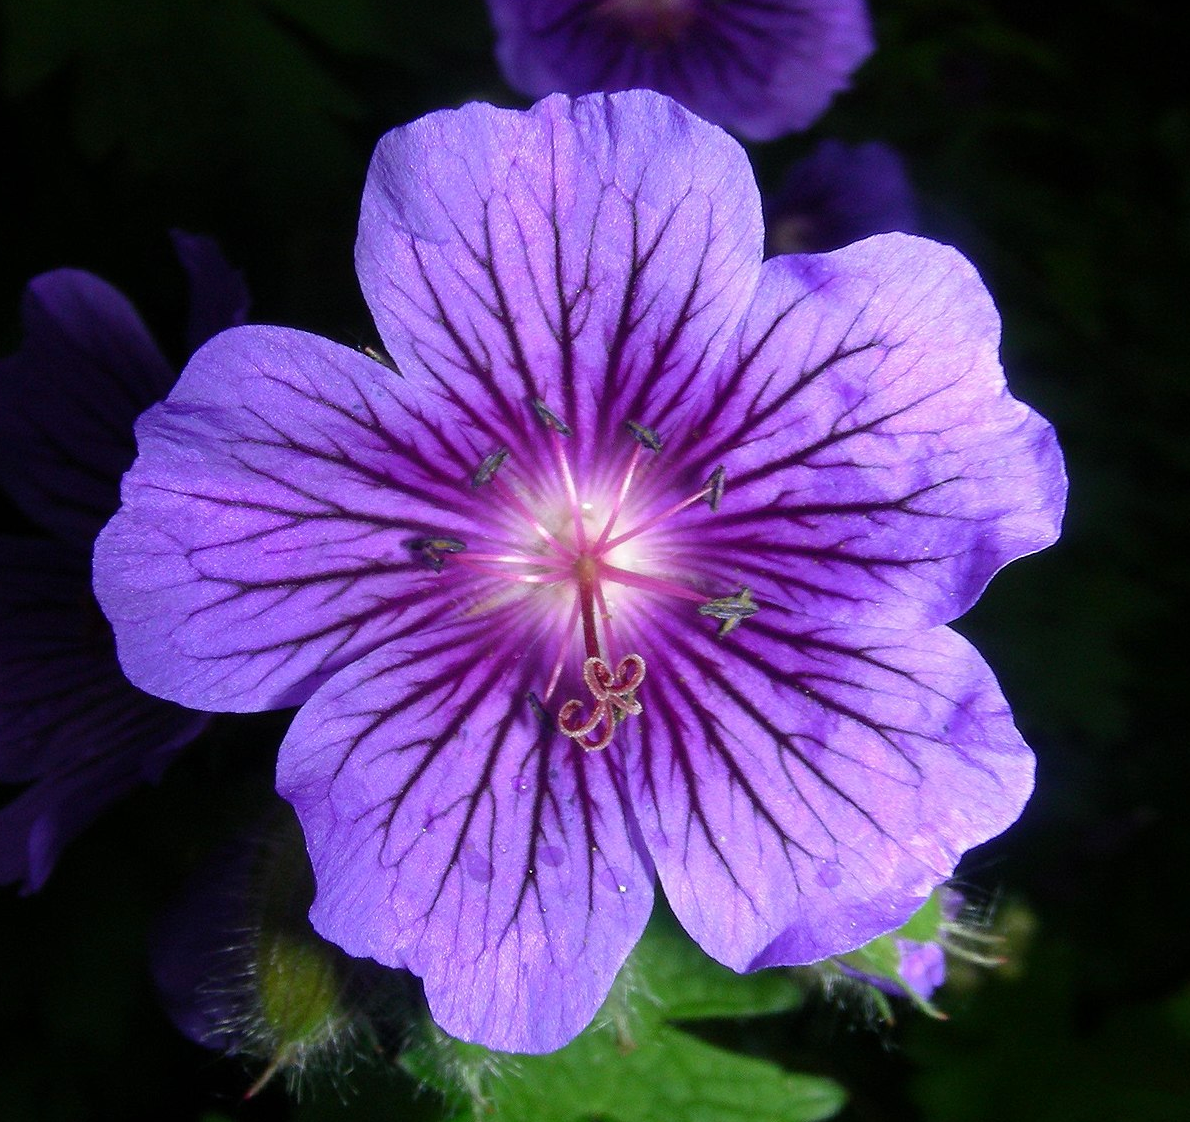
<box><xmin>698</xmin><ymin>586</ymin><xmax>758</xmax><ymax>636</ymax></box>
<box><xmin>409</xmin><ymin>536</ymin><xmax>466</xmax><ymax>572</ymax></box>
<box><xmin>626</xmin><ymin>420</ymin><xmax>663</xmax><ymax>452</ymax></box>
<box><xmin>532</xmin><ymin>397</ymin><xmax>572</xmax><ymax>436</ymax></box>
<box><xmin>471</xmin><ymin>447</ymin><xmax>509</xmax><ymax>487</ymax></box>
<box><xmin>361</xmin><ymin>344</ymin><xmax>398</xmax><ymax>371</ymax></box>
<box><xmin>526</xmin><ymin>690</ymin><xmax>550</xmax><ymax>726</ymax></box>
<box><xmin>704</xmin><ymin>465</ymin><xmax>726</xmax><ymax>511</ymax></box>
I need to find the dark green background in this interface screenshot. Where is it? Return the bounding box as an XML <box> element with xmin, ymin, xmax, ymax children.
<box><xmin>2</xmin><ymin>1</ymin><xmax>1187</xmax><ymax>1119</ymax></box>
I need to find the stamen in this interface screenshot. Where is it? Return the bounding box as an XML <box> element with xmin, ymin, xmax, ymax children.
<box><xmin>600</xmin><ymin>562</ymin><xmax>707</xmax><ymax>603</ymax></box>
<box><xmin>704</xmin><ymin>465</ymin><xmax>726</xmax><ymax>511</ymax></box>
<box><xmin>472</xmin><ymin>447</ymin><xmax>509</xmax><ymax>487</ymax></box>
<box><xmin>698</xmin><ymin>586</ymin><xmax>759</xmax><ymax>636</ymax></box>
<box><xmin>532</xmin><ymin>397</ymin><xmax>572</xmax><ymax>436</ymax></box>
<box><xmin>409</xmin><ymin>536</ymin><xmax>466</xmax><ymax>572</ymax></box>
<box><xmin>626</xmin><ymin>420</ymin><xmax>663</xmax><ymax>451</ymax></box>
<box><xmin>361</xmin><ymin>344</ymin><xmax>397</xmax><ymax>371</ymax></box>
<box><xmin>604</xmin><ymin>481</ymin><xmax>715</xmax><ymax>550</ymax></box>
<box><xmin>592</xmin><ymin>441</ymin><xmax>642</xmax><ymax>550</ymax></box>
<box><xmin>526</xmin><ymin>691</ymin><xmax>550</xmax><ymax>726</ymax></box>
<box><xmin>543</xmin><ymin>595</ymin><xmax>582</xmax><ymax>703</ymax></box>
<box><xmin>488</xmin><ymin>474</ymin><xmax>569</xmax><ymax>555</ymax></box>
<box><xmin>553</xmin><ymin>430</ymin><xmax>588</xmax><ymax>551</ymax></box>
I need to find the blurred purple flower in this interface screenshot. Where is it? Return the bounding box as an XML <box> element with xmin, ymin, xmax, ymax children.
<box><xmin>485</xmin><ymin>0</ymin><xmax>874</xmax><ymax>140</ymax></box>
<box><xmin>0</xmin><ymin>232</ymin><xmax>248</xmax><ymax>891</ymax></box>
<box><xmin>94</xmin><ymin>92</ymin><xmax>1066</xmax><ymax>1051</ymax></box>
<box><xmin>766</xmin><ymin>138</ymin><xmax>920</xmax><ymax>255</ymax></box>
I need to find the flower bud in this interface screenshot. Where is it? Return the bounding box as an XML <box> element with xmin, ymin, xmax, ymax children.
<box><xmin>152</xmin><ymin>810</ymin><xmax>415</xmax><ymax>1095</ymax></box>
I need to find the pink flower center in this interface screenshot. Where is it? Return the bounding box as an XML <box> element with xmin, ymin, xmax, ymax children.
<box><xmin>453</xmin><ymin>420</ymin><xmax>719</xmax><ymax>751</ymax></box>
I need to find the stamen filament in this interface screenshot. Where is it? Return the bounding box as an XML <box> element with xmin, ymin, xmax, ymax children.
<box><xmin>451</xmin><ymin>557</ymin><xmax>563</xmax><ymax>585</ymax></box>
<box><xmin>599</xmin><ymin>561</ymin><xmax>707</xmax><ymax>603</ymax></box>
<box><xmin>543</xmin><ymin>595</ymin><xmax>581</xmax><ymax>703</ymax></box>
<box><xmin>490</xmin><ymin>474</ymin><xmax>569</xmax><ymax>556</ymax></box>
<box><xmin>552</xmin><ymin>430</ymin><xmax>588</xmax><ymax>551</ymax></box>
<box><xmin>592</xmin><ymin>442</ymin><xmax>641</xmax><ymax>550</ymax></box>
<box><xmin>592</xmin><ymin>576</ymin><xmax>617</xmax><ymax>663</ymax></box>
<box><xmin>604</xmin><ymin>482</ymin><xmax>711</xmax><ymax>551</ymax></box>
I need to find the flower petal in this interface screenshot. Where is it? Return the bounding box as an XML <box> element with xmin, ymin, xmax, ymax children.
<box><xmin>0</xmin><ymin>270</ymin><xmax>175</xmax><ymax>548</ymax></box>
<box><xmin>276</xmin><ymin>618</ymin><xmax>654</xmax><ymax>1053</ymax></box>
<box><xmin>356</xmin><ymin>90</ymin><xmax>762</xmax><ymax>458</ymax></box>
<box><xmin>765</xmin><ymin>139</ymin><xmax>920</xmax><ymax>255</ymax></box>
<box><xmin>0</xmin><ymin>537</ymin><xmax>205</xmax><ymax>890</ymax></box>
<box><xmin>626</xmin><ymin>616</ymin><xmax>1033</xmax><ymax>971</ymax></box>
<box><xmin>678</xmin><ymin>234</ymin><xmax>1066</xmax><ymax>630</ymax></box>
<box><xmin>94</xmin><ymin>325</ymin><xmax>484</xmax><ymax>711</ymax></box>
<box><xmin>169</xmin><ymin>229</ymin><xmax>252</xmax><ymax>355</ymax></box>
<box><xmin>486</xmin><ymin>1</ymin><xmax>874</xmax><ymax>140</ymax></box>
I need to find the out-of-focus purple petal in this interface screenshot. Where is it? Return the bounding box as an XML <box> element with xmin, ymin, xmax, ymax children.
<box><xmin>0</xmin><ymin>536</ymin><xmax>206</xmax><ymax>891</ymax></box>
<box><xmin>766</xmin><ymin>139</ymin><xmax>919</xmax><ymax>255</ymax></box>
<box><xmin>356</xmin><ymin>91</ymin><xmax>762</xmax><ymax>459</ymax></box>
<box><xmin>0</xmin><ymin>271</ymin><xmax>175</xmax><ymax>548</ymax></box>
<box><xmin>1</xmin><ymin>539</ymin><xmax>194</xmax><ymax>779</ymax></box>
<box><xmin>170</xmin><ymin>229</ymin><xmax>252</xmax><ymax>355</ymax></box>
<box><xmin>627</xmin><ymin>619</ymin><xmax>1032</xmax><ymax>970</ymax></box>
<box><xmin>277</xmin><ymin>619</ymin><xmax>654</xmax><ymax>1054</ymax></box>
<box><xmin>678</xmin><ymin>234</ymin><xmax>1066</xmax><ymax>631</ymax></box>
<box><xmin>93</xmin><ymin>326</ymin><xmax>471</xmax><ymax>712</ymax></box>
<box><xmin>486</xmin><ymin>0</ymin><xmax>874</xmax><ymax>140</ymax></box>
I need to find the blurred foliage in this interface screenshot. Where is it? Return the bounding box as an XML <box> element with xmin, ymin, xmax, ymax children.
<box><xmin>2</xmin><ymin>0</ymin><xmax>1188</xmax><ymax>1119</ymax></box>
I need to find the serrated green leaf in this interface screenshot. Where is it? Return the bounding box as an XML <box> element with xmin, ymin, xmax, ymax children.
<box><xmin>408</xmin><ymin>1022</ymin><xmax>844</xmax><ymax>1122</ymax></box>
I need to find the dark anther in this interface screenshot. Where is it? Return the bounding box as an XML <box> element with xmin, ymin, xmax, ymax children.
<box><xmin>361</xmin><ymin>344</ymin><xmax>398</xmax><ymax>372</ymax></box>
<box><xmin>526</xmin><ymin>691</ymin><xmax>550</xmax><ymax>726</ymax></box>
<box><xmin>472</xmin><ymin>447</ymin><xmax>509</xmax><ymax>487</ymax></box>
<box><xmin>409</xmin><ymin>536</ymin><xmax>466</xmax><ymax>573</ymax></box>
<box><xmin>532</xmin><ymin>397</ymin><xmax>572</xmax><ymax>436</ymax></box>
<box><xmin>626</xmin><ymin>420</ymin><xmax>663</xmax><ymax>451</ymax></box>
<box><xmin>704</xmin><ymin>465</ymin><xmax>726</xmax><ymax>511</ymax></box>
<box><xmin>698</xmin><ymin>586</ymin><xmax>758</xmax><ymax>637</ymax></box>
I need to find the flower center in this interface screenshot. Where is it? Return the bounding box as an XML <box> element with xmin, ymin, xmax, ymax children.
<box><xmin>594</xmin><ymin>0</ymin><xmax>698</xmax><ymax>47</ymax></box>
<box><xmin>419</xmin><ymin>402</ymin><xmax>749</xmax><ymax>752</ymax></box>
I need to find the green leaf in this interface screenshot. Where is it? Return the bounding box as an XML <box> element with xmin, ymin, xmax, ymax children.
<box><xmin>406</xmin><ymin>1022</ymin><xmax>844</xmax><ymax>1122</ymax></box>
<box><xmin>626</xmin><ymin>901</ymin><xmax>805</xmax><ymax>1023</ymax></box>
<box><xmin>404</xmin><ymin>903</ymin><xmax>843</xmax><ymax>1122</ymax></box>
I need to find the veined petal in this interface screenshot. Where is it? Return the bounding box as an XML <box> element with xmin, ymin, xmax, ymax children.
<box><xmin>94</xmin><ymin>326</ymin><xmax>482</xmax><ymax>711</ymax></box>
<box><xmin>356</xmin><ymin>90</ymin><xmax>762</xmax><ymax>460</ymax></box>
<box><xmin>680</xmin><ymin>234</ymin><xmax>1066</xmax><ymax>630</ymax></box>
<box><xmin>627</xmin><ymin>618</ymin><xmax>1033</xmax><ymax>970</ymax></box>
<box><xmin>276</xmin><ymin>619</ymin><xmax>654</xmax><ymax>1053</ymax></box>
<box><xmin>0</xmin><ymin>270</ymin><xmax>175</xmax><ymax>548</ymax></box>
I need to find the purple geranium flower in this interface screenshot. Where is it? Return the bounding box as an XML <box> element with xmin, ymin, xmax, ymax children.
<box><xmin>94</xmin><ymin>92</ymin><xmax>1066</xmax><ymax>1052</ymax></box>
<box><xmin>766</xmin><ymin>139</ymin><xmax>920</xmax><ymax>256</ymax></box>
<box><xmin>485</xmin><ymin>0</ymin><xmax>875</xmax><ymax>140</ymax></box>
<box><xmin>0</xmin><ymin>232</ymin><xmax>248</xmax><ymax>891</ymax></box>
